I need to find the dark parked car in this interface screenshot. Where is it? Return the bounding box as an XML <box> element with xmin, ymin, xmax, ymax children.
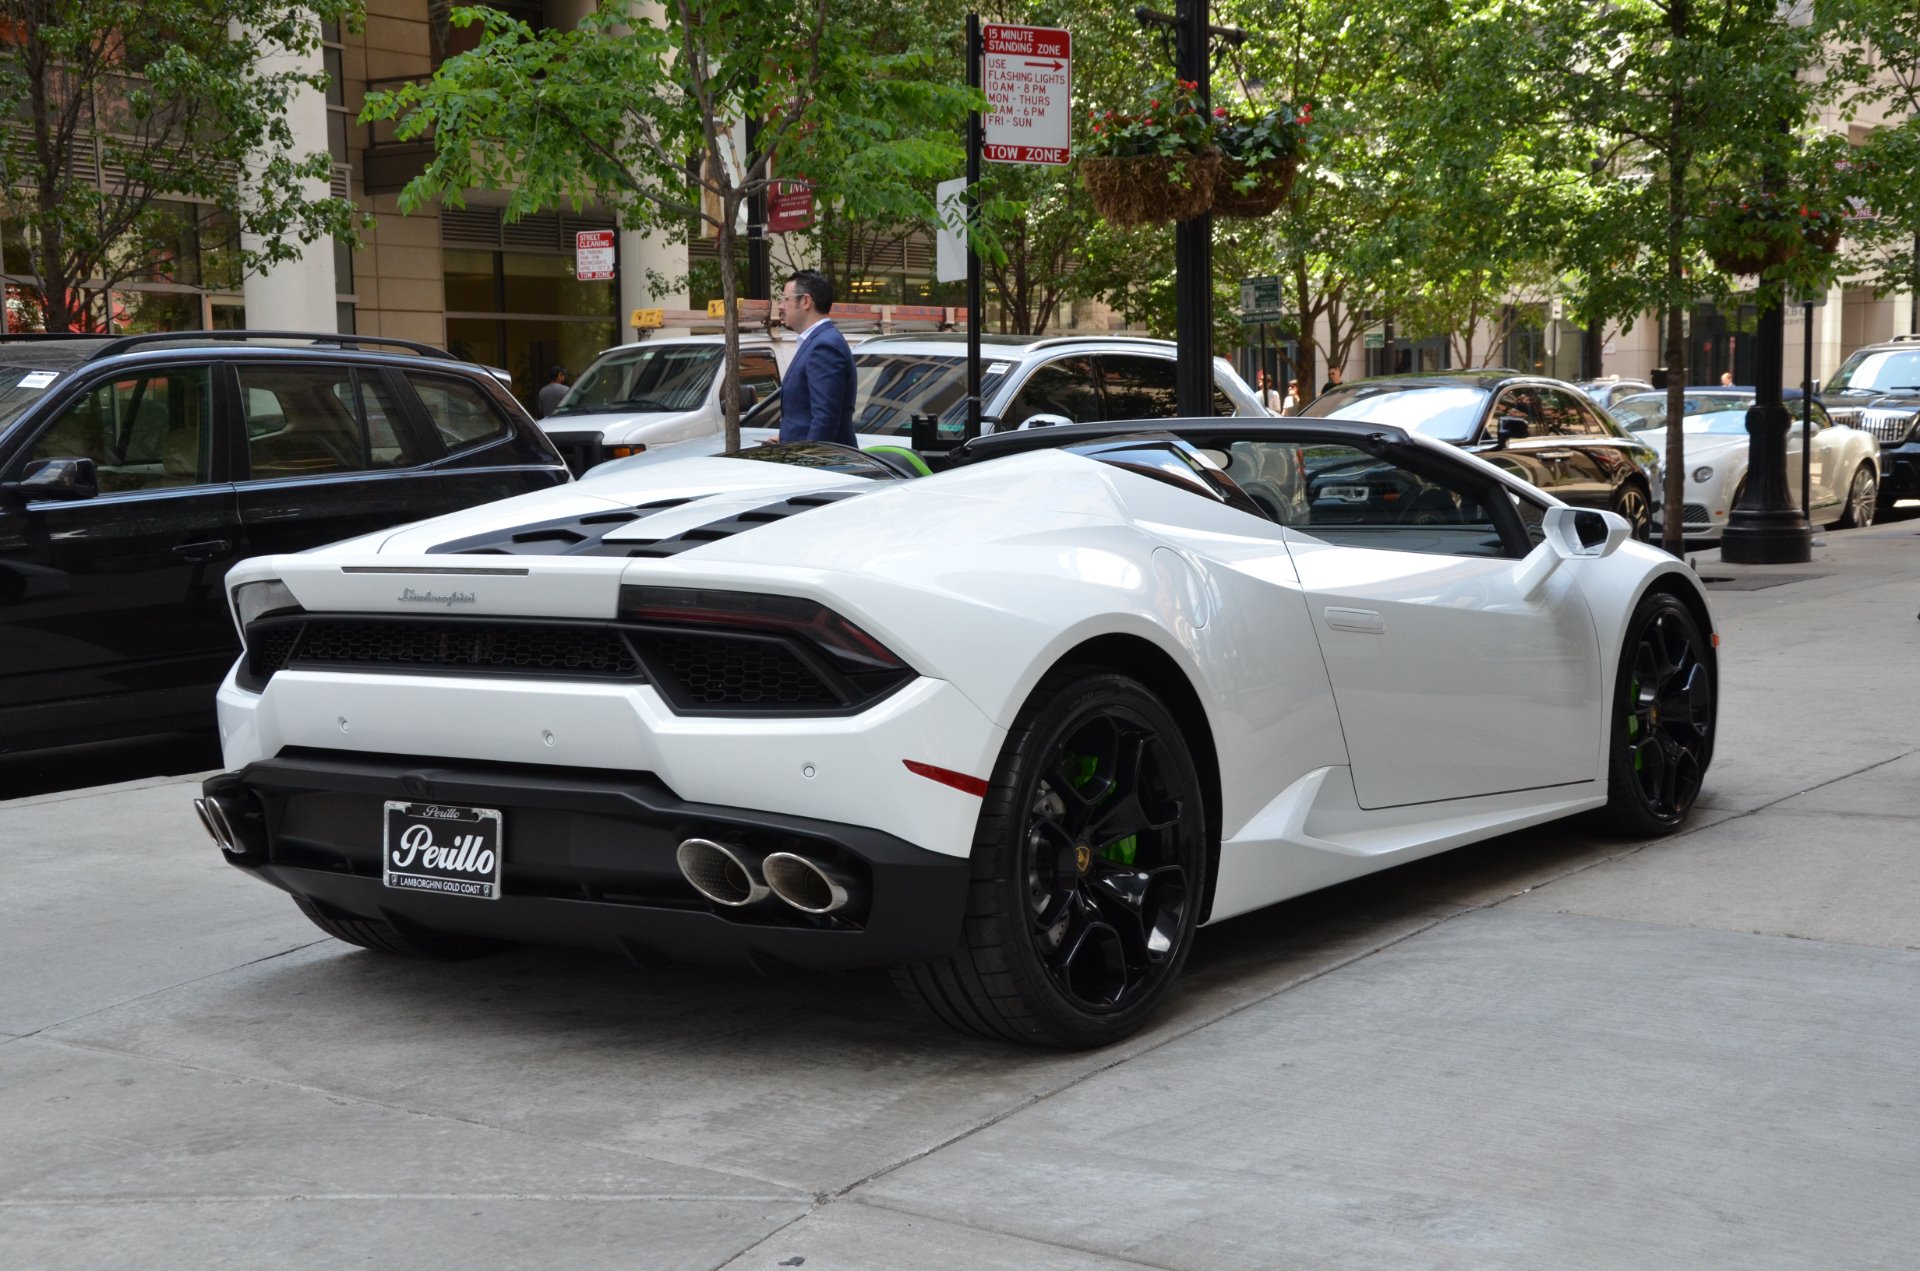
<box><xmin>1817</xmin><ymin>333</ymin><xmax>1920</xmax><ymax>510</ymax></box>
<box><xmin>1299</xmin><ymin>371</ymin><xmax>1662</xmax><ymax>537</ymax></box>
<box><xmin>0</xmin><ymin>331</ymin><xmax>570</xmax><ymax>752</ymax></box>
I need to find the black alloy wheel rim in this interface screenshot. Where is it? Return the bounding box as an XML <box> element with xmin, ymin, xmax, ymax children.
<box><xmin>1024</xmin><ymin>708</ymin><xmax>1194</xmax><ymax>1013</ymax></box>
<box><xmin>1616</xmin><ymin>486</ymin><xmax>1652</xmax><ymax>539</ymax></box>
<box><xmin>1625</xmin><ymin>610</ymin><xmax>1713</xmax><ymax>820</ymax></box>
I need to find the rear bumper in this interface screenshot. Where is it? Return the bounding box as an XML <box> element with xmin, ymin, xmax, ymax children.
<box><xmin>204</xmin><ymin>752</ymin><xmax>972</xmax><ymax>971</ymax></box>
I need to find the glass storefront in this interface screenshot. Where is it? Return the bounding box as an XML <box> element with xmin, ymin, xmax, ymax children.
<box><xmin>443</xmin><ymin>247</ymin><xmax>618</xmax><ymax>412</ymax></box>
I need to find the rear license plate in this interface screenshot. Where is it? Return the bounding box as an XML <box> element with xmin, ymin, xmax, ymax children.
<box><xmin>382</xmin><ymin>802</ymin><xmax>503</xmax><ymax>900</ymax></box>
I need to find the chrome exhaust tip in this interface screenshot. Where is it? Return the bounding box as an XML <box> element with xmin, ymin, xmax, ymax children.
<box><xmin>195</xmin><ymin>796</ymin><xmax>245</xmax><ymax>854</ymax></box>
<box><xmin>676</xmin><ymin>838</ymin><xmax>769</xmax><ymax>907</ymax></box>
<box><xmin>763</xmin><ymin>852</ymin><xmax>855</xmax><ymax>915</ymax></box>
<box><xmin>191</xmin><ymin>798</ymin><xmax>227</xmax><ymax>849</ymax></box>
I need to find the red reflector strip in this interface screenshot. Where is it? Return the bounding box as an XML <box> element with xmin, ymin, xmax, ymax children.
<box><xmin>903</xmin><ymin>759</ymin><xmax>990</xmax><ymax>797</ymax></box>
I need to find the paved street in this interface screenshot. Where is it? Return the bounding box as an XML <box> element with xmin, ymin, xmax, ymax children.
<box><xmin>3</xmin><ymin>520</ymin><xmax>1917</xmax><ymax>1271</ymax></box>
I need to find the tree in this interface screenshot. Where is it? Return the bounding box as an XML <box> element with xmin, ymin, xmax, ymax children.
<box><xmin>369</xmin><ymin>0</ymin><xmax>975</xmax><ymax>449</ymax></box>
<box><xmin>0</xmin><ymin>0</ymin><xmax>363</xmax><ymax>332</ymax></box>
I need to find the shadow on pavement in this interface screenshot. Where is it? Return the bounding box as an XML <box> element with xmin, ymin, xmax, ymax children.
<box><xmin>0</xmin><ymin>731</ymin><xmax>223</xmax><ymax>801</ymax></box>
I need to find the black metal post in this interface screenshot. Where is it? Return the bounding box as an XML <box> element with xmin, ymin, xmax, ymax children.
<box><xmin>1721</xmin><ymin>293</ymin><xmax>1811</xmax><ymax>562</ymax></box>
<box><xmin>1801</xmin><ymin>299</ymin><xmax>1813</xmax><ymax>522</ymax></box>
<box><xmin>965</xmin><ymin>13</ymin><xmax>983</xmax><ymax>440</ymax></box>
<box><xmin>1584</xmin><ymin>319</ymin><xmax>1603</xmax><ymax>379</ymax></box>
<box><xmin>744</xmin><ymin>117</ymin><xmax>769</xmax><ymax>302</ymax></box>
<box><xmin>1382</xmin><ymin>315</ymin><xmax>1395</xmax><ymax>375</ymax></box>
<box><xmin>1174</xmin><ymin>0</ymin><xmax>1212</xmax><ymax>417</ymax></box>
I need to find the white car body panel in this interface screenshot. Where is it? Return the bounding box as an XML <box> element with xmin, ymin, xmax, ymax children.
<box><xmin>217</xmin><ymin>427</ymin><xmax>1713</xmax><ymax>928</ymax></box>
<box><xmin>1639</xmin><ymin>410</ymin><xmax>1879</xmax><ymax>539</ymax></box>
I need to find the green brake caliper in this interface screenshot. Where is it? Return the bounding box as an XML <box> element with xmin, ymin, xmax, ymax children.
<box><xmin>1065</xmin><ymin>752</ymin><xmax>1137</xmax><ymax>866</ymax></box>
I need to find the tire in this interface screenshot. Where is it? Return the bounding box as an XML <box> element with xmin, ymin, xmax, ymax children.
<box><xmin>1610</xmin><ymin>482</ymin><xmax>1653</xmax><ymax>542</ymax></box>
<box><xmin>1601</xmin><ymin>591</ymin><xmax>1715</xmax><ymax>837</ymax></box>
<box><xmin>292</xmin><ymin>896</ymin><xmax>507</xmax><ymax>959</ymax></box>
<box><xmin>1834</xmin><ymin>463</ymin><xmax>1877</xmax><ymax>530</ymax></box>
<box><xmin>893</xmin><ymin>669</ymin><xmax>1207</xmax><ymax>1049</ymax></box>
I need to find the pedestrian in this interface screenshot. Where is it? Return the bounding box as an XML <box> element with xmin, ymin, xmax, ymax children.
<box><xmin>776</xmin><ymin>269</ymin><xmax>857</xmax><ymax>447</ymax></box>
<box><xmin>1283</xmin><ymin>378</ymin><xmax>1301</xmax><ymax>414</ymax></box>
<box><xmin>1719</xmin><ymin>370</ymin><xmax>1733</xmax><ymax>386</ymax></box>
<box><xmin>536</xmin><ymin>364</ymin><xmax>569</xmax><ymax>418</ymax></box>
<box><xmin>1256</xmin><ymin>370</ymin><xmax>1285</xmax><ymax>414</ymax></box>
<box><xmin>1320</xmin><ymin>365</ymin><xmax>1344</xmax><ymax>396</ymax></box>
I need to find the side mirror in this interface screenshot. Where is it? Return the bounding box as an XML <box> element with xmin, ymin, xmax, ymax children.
<box><xmin>2</xmin><ymin>457</ymin><xmax>98</xmax><ymax>503</ymax></box>
<box><xmin>1495</xmin><ymin>416</ymin><xmax>1530</xmax><ymax>447</ymax></box>
<box><xmin>1809</xmin><ymin>379</ymin><xmax>1821</xmax><ymax>399</ymax></box>
<box><xmin>1018</xmin><ymin>413</ymin><xmax>1074</xmax><ymax>431</ymax></box>
<box><xmin>737</xmin><ymin>385</ymin><xmax>758</xmax><ymax>411</ymax></box>
<box><xmin>1514</xmin><ymin>505</ymin><xmax>1630</xmax><ymax>600</ymax></box>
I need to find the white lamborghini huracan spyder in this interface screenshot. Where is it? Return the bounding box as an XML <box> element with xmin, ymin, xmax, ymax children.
<box><xmin>197</xmin><ymin>419</ymin><xmax>1718</xmax><ymax>1048</ymax></box>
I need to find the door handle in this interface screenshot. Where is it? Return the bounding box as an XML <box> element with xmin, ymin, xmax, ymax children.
<box><xmin>172</xmin><ymin>538</ymin><xmax>234</xmax><ymax>562</ymax></box>
<box><xmin>1324</xmin><ymin>606</ymin><xmax>1385</xmax><ymax>634</ymax></box>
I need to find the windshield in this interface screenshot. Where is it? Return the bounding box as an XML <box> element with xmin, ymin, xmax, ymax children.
<box><xmin>0</xmin><ymin>366</ymin><xmax>60</xmax><ymax>433</ymax></box>
<box><xmin>1614</xmin><ymin>394</ymin><xmax>1752</xmax><ymax>433</ymax></box>
<box><xmin>1299</xmin><ymin>384</ymin><xmax>1490</xmax><ymax>442</ymax></box>
<box><xmin>551</xmin><ymin>345</ymin><xmax>722</xmax><ymax>415</ymax></box>
<box><xmin>1825</xmin><ymin>348</ymin><xmax>1920</xmax><ymax>395</ymax></box>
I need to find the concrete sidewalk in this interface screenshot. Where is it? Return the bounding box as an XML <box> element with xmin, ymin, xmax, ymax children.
<box><xmin>2</xmin><ymin>518</ymin><xmax>1916</xmax><ymax>1270</ymax></box>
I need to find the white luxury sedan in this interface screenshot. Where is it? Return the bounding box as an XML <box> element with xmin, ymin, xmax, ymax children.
<box><xmin>194</xmin><ymin>418</ymin><xmax>1718</xmax><ymax>1048</ymax></box>
<box><xmin>1612</xmin><ymin>389</ymin><xmax>1881</xmax><ymax>539</ymax></box>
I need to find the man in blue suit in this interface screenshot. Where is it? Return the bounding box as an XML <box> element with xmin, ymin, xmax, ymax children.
<box><xmin>776</xmin><ymin>269</ymin><xmax>858</xmax><ymax>447</ymax></box>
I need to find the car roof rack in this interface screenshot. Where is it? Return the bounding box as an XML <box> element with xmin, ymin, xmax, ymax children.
<box><xmin>1888</xmin><ymin>332</ymin><xmax>1920</xmax><ymax>344</ymax></box>
<box><xmin>80</xmin><ymin>330</ymin><xmax>462</xmax><ymax>362</ymax></box>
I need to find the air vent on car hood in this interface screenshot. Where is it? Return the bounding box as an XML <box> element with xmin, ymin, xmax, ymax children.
<box><xmin>426</xmin><ymin>489</ymin><xmax>866</xmax><ymax>557</ymax></box>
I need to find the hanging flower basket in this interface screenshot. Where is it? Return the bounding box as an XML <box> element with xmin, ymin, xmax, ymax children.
<box><xmin>1708</xmin><ymin>238</ymin><xmax>1800</xmax><ymax>277</ymax></box>
<box><xmin>1212</xmin><ymin>154</ymin><xmax>1297</xmax><ymax>219</ymax></box>
<box><xmin>1080</xmin><ymin>151</ymin><xmax>1221</xmax><ymax>227</ymax></box>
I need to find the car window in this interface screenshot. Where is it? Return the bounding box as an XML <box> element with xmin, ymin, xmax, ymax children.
<box><xmin>242</xmin><ymin>365</ymin><xmax>413</xmax><ymax>478</ymax></box>
<box><xmin>1096</xmin><ymin>355</ymin><xmax>1178</xmax><ymax>420</ymax></box>
<box><xmin>1488</xmin><ymin>387</ymin><xmax>1541</xmax><ymax>440</ymax></box>
<box><xmin>29</xmin><ymin>365</ymin><xmax>213</xmax><ymax>492</ymax></box>
<box><xmin>751</xmin><ymin>355</ymin><xmax>1009</xmax><ymax>437</ymax></box>
<box><xmin>1003</xmin><ymin>356</ymin><xmax>1102</xmax><ymax>428</ymax></box>
<box><xmin>407</xmin><ymin>372</ymin><xmax>510</xmax><ymax>449</ymax></box>
<box><xmin>1825</xmin><ymin>348</ymin><xmax>1920</xmax><ymax>394</ymax></box>
<box><xmin>1536</xmin><ymin>387</ymin><xmax>1598</xmax><ymax>437</ymax></box>
<box><xmin>1804</xmin><ymin>402</ymin><xmax>1830</xmax><ymax>430</ymax></box>
<box><xmin>552</xmin><ymin>343</ymin><xmax>721</xmax><ymax>415</ymax></box>
<box><xmin>1301</xmin><ymin>384</ymin><xmax>1491</xmax><ymax>442</ymax></box>
<box><xmin>737</xmin><ymin>351</ymin><xmax>780</xmax><ymax>398</ymax></box>
<box><xmin>1286</xmin><ymin>440</ymin><xmax>1510</xmax><ymax>558</ymax></box>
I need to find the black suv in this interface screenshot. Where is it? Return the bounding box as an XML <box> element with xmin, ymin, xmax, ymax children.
<box><xmin>1819</xmin><ymin>334</ymin><xmax>1920</xmax><ymax>509</ymax></box>
<box><xmin>0</xmin><ymin>332</ymin><xmax>570</xmax><ymax>752</ymax></box>
<box><xmin>1299</xmin><ymin>371</ymin><xmax>1663</xmax><ymax>537</ymax></box>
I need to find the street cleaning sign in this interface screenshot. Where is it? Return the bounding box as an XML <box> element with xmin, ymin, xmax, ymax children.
<box><xmin>981</xmin><ymin>24</ymin><xmax>1071</xmax><ymax>165</ymax></box>
<box><xmin>575</xmin><ymin>230</ymin><xmax>614</xmax><ymax>281</ymax></box>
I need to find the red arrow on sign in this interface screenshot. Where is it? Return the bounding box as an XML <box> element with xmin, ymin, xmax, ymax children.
<box><xmin>1023</xmin><ymin>59</ymin><xmax>1064</xmax><ymax>70</ymax></box>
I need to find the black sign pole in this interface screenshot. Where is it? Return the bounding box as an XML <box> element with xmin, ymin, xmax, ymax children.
<box><xmin>1802</xmin><ymin>299</ymin><xmax>1813</xmax><ymax>522</ymax></box>
<box><xmin>965</xmin><ymin>13</ymin><xmax>984</xmax><ymax>442</ymax></box>
<box><xmin>1174</xmin><ymin>0</ymin><xmax>1212</xmax><ymax>418</ymax></box>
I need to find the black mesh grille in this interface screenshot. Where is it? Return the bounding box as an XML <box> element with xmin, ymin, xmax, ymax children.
<box><xmin>1682</xmin><ymin>503</ymin><xmax>1711</xmax><ymax>526</ymax></box>
<box><xmin>287</xmin><ymin>620</ymin><xmax>640</xmax><ymax>677</ymax></box>
<box><xmin>249</xmin><ymin>625</ymin><xmax>302</xmax><ymax>677</ymax></box>
<box><xmin>638</xmin><ymin>632</ymin><xmax>838</xmax><ymax>707</ymax></box>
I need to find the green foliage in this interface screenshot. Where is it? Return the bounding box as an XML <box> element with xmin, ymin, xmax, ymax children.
<box><xmin>1213</xmin><ymin>102</ymin><xmax>1313</xmax><ymax>172</ymax></box>
<box><xmin>1081</xmin><ymin>80</ymin><xmax>1212</xmax><ymax>159</ymax></box>
<box><xmin>0</xmin><ymin>0</ymin><xmax>365</xmax><ymax>332</ymax></box>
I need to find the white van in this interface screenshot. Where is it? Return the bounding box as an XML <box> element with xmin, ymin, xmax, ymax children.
<box><xmin>537</xmin><ymin>335</ymin><xmax>789</xmax><ymax>475</ymax></box>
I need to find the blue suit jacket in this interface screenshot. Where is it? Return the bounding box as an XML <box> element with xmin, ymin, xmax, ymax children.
<box><xmin>779</xmin><ymin>322</ymin><xmax>858</xmax><ymax>447</ymax></box>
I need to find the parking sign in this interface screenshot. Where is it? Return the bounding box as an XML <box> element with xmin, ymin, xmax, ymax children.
<box><xmin>981</xmin><ymin>25</ymin><xmax>1071</xmax><ymax>165</ymax></box>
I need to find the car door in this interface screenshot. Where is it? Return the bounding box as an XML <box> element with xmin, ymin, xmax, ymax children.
<box><xmin>0</xmin><ymin>362</ymin><xmax>242</xmax><ymax>738</ymax></box>
<box><xmin>1275</xmin><ymin>437</ymin><xmax>1602</xmax><ymax>808</ymax></box>
<box><xmin>233</xmin><ymin>360</ymin><xmax>445</xmax><ymax>559</ymax></box>
<box><xmin>1094</xmin><ymin>353</ymin><xmax>1236</xmax><ymax>420</ymax></box>
<box><xmin>400</xmin><ymin>367</ymin><xmax>566</xmax><ymax>515</ymax></box>
<box><xmin>1521</xmin><ymin>386</ymin><xmax>1617</xmax><ymax>510</ymax></box>
<box><xmin>1798</xmin><ymin>402</ymin><xmax>1843</xmax><ymax>510</ymax></box>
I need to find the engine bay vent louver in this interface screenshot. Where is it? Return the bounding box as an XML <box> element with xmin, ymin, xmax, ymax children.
<box><xmin>427</xmin><ymin>490</ymin><xmax>865</xmax><ymax>558</ymax></box>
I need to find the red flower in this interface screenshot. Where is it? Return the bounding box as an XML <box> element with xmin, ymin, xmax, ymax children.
<box><xmin>1151</xmin><ymin>99</ymin><xmax>1160</xmax><ymax>108</ymax></box>
<box><xmin>1213</xmin><ymin>106</ymin><xmax>1228</xmax><ymax>117</ymax></box>
<box><xmin>1800</xmin><ymin>205</ymin><xmax>1811</xmax><ymax>216</ymax></box>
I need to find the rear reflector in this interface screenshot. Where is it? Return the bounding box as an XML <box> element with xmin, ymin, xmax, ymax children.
<box><xmin>903</xmin><ymin>759</ymin><xmax>989</xmax><ymax>797</ymax></box>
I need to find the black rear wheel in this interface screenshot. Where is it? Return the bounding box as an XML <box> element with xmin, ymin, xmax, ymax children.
<box><xmin>1602</xmin><ymin>592</ymin><xmax>1715</xmax><ymax>836</ymax></box>
<box><xmin>894</xmin><ymin>669</ymin><xmax>1206</xmax><ymax>1048</ymax></box>
<box><xmin>292</xmin><ymin>897</ymin><xmax>507</xmax><ymax>959</ymax></box>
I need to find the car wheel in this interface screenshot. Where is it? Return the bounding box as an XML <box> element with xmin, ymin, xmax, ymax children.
<box><xmin>292</xmin><ymin>896</ymin><xmax>507</xmax><ymax>959</ymax></box>
<box><xmin>894</xmin><ymin>669</ymin><xmax>1206</xmax><ymax>1049</ymax></box>
<box><xmin>1602</xmin><ymin>592</ymin><xmax>1714</xmax><ymax>837</ymax></box>
<box><xmin>1835</xmin><ymin>463</ymin><xmax>1877</xmax><ymax>529</ymax></box>
<box><xmin>1610</xmin><ymin>482</ymin><xmax>1653</xmax><ymax>541</ymax></box>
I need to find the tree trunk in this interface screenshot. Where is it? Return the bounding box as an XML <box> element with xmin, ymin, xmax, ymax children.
<box><xmin>1661</xmin><ymin>4</ymin><xmax>1691</xmax><ymax>557</ymax></box>
<box><xmin>717</xmin><ymin>196</ymin><xmax>742</xmax><ymax>452</ymax></box>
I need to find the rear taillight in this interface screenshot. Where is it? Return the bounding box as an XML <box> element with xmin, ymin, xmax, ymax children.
<box><xmin>617</xmin><ymin>586</ymin><xmax>908</xmax><ymax>675</ymax></box>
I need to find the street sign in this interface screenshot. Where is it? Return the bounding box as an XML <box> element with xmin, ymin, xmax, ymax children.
<box><xmin>575</xmin><ymin>229</ymin><xmax>614</xmax><ymax>281</ymax></box>
<box><xmin>1239</xmin><ymin>275</ymin><xmax>1284</xmax><ymax>322</ymax></box>
<box><xmin>767</xmin><ymin>182</ymin><xmax>813</xmax><ymax>233</ymax></box>
<box><xmin>981</xmin><ymin>24</ymin><xmax>1071</xmax><ymax>165</ymax></box>
<box><xmin>936</xmin><ymin>177</ymin><xmax>967</xmax><ymax>283</ymax></box>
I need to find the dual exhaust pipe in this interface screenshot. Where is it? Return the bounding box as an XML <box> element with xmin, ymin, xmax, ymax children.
<box><xmin>676</xmin><ymin>838</ymin><xmax>858</xmax><ymax>915</ymax></box>
<box><xmin>192</xmin><ymin>796</ymin><xmax>251</xmax><ymax>856</ymax></box>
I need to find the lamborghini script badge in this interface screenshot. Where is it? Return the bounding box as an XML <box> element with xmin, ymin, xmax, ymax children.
<box><xmin>398</xmin><ymin>587</ymin><xmax>477</xmax><ymax>607</ymax></box>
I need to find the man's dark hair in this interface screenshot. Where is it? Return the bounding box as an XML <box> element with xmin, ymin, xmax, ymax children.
<box><xmin>547</xmin><ymin>364</ymin><xmax>566</xmax><ymax>382</ymax></box>
<box><xmin>787</xmin><ymin>269</ymin><xmax>834</xmax><ymax>316</ymax></box>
